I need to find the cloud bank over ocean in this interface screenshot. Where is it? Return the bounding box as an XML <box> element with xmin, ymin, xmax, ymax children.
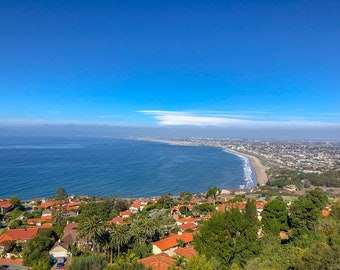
<box><xmin>139</xmin><ymin>110</ymin><xmax>340</xmax><ymax>128</ymax></box>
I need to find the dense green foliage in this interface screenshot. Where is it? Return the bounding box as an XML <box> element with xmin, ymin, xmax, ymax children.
<box><xmin>304</xmin><ymin>169</ymin><xmax>340</xmax><ymax>187</ymax></box>
<box><xmin>17</xmin><ymin>185</ymin><xmax>340</xmax><ymax>270</ymax></box>
<box><xmin>68</xmin><ymin>253</ymin><xmax>108</xmax><ymax>270</ymax></box>
<box><xmin>194</xmin><ymin>200</ymin><xmax>260</xmax><ymax>269</ymax></box>
<box><xmin>261</xmin><ymin>199</ymin><xmax>288</xmax><ymax>235</ymax></box>
<box><xmin>190</xmin><ymin>189</ymin><xmax>340</xmax><ymax>270</ymax></box>
<box><xmin>267</xmin><ymin>168</ymin><xmax>340</xmax><ymax>188</ymax></box>
<box><xmin>244</xmin><ymin>189</ymin><xmax>340</xmax><ymax>270</ymax></box>
<box><xmin>206</xmin><ymin>186</ymin><xmax>221</xmax><ymax>200</ymax></box>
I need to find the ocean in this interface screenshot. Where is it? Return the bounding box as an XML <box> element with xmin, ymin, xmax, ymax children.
<box><xmin>0</xmin><ymin>137</ymin><xmax>256</xmax><ymax>200</ymax></box>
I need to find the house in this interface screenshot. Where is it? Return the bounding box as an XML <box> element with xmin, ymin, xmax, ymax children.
<box><xmin>174</xmin><ymin>245</ymin><xmax>197</xmax><ymax>259</ymax></box>
<box><xmin>49</xmin><ymin>223</ymin><xmax>79</xmax><ymax>259</ymax></box>
<box><xmin>177</xmin><ymin>217</ymin><xmax>196</xmax><ymax>225</ymax></box>
<box><xmin>190</xmin><ymin>197</ymin><xmax>202</xmax><ymax>205</ymax></box>
<box><xmin>322</xmin><ymin>209</ymin><xmax>330</xmax><ymax>217</ymax></box>
<box><xmin>152</xmin><ymin>233</ymin><xmax>194</xmax><ymax>255</ymax></box>
<box><xmin>179</xmin><ymin>223</ymin><xmax>197</xmax><ymax>232</ymax></box>
<box><xmin>284</xmin><ymin>185</ymin><xmax>297</xmax><ymax>192</ymax></box>
<box><xmin>129</xmin><ymin>200</ymin><xmax>148</xmax><ymax>213</ymax></box>
<box><xmin>42</xmin><ymin>209</ymin><xmax>52</xmax><ymax>217</ymax></box>
<box><xmin>138</xmin><ymin>253</ymin><xmax>176</xmax><ymax>270</ymax></box>
<box><xmin>0</xmin><ymin>201</ymin><xmax>13</xmax><ymax>215</ymax></box>
<box><xmin>65</xmin><ymin>202</ymin><xmax>80</xmax><ymax>211</ymax></box>
<box><xmin>39</xmin><ymin>201</ymin><xmax>56</xmax><ymax>209</ymax></box>
<box><xmin>108</xmin><ymin>216</ymin><xmax>124</xmax><ymax>224</ymax></box>
<box><xmin>0</xmin><ymin>227</ymin><xmax>40</xmax><ymax>244</ymax></box>
<box><xmin>119</xmin><ymin>211</ymin><xmax>132</xmax><ymax>218</ymax></box>
<box><xmin>27</xmin><ymin>215</ymin><xmax>52</xmax><ymax>226</ymax></box>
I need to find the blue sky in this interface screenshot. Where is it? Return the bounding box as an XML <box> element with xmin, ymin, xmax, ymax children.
<box><xmin>0</xmin><ymin>1</ymin><xmax>339</xmax><ymax>137</ymax></box>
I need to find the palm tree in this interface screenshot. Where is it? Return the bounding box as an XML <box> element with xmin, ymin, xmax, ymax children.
<box><xmin>109</xmin><ymin>223</ymin><xmax>130</xmax><ymax>262</ymax></box>
<box><xmin>78</xmin><ymin>216</ymin><xmax>105</xmax><ymax>253</ymax></box>
<box><xmin>139</xmin><ymin>218</ymin><xmax>157</xmax><ymax>239</ymax></box>
<box><xmin>206</xmin><ymin>186</ymin><xmax>221</xmax><ymax>204</ymax></box>
<box><xmin>129</xmin><ymin>224</ymin><xmax>147</xmax><ymax>249</ymax></box>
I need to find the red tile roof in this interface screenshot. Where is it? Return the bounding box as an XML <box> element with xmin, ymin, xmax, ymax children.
<box><xmin>0</xmin><ymin>227</ymin><xmax>39</xmax><ymax>243</ymax></box>
<box><xmin>138</xmin><ymin>253</ymin><xmax>176</xmax><ymax>270</ymax></box>
<box><xmin>322</xmin><ymin>209</ymin><xmax>330</xmax><ymax>217</ymax></box>
<box><xmin>41</xmin><ymin>223</ymin><xmax>52</xmax><ymax>228</ymax></box>
<box><xmin>0</xmin><ymin>201</ymin><xmax>12</xmax><ymax>209</ymax></box>
<box><xmin>174</xmin><ymin>246</ymin><xmax>197</xmax><ymax>259</ymax></box>
<box><xmin>39</xmin><ymin>201</ymin><xmax>56</xmax><ymax>209</ymax></box>
<box><xmin>64</xmin><ymin>223</ymin><xmax>79</xmax><ymax>231</ymax></box>
<box><xmin>177</xmin><ymin>217</ymin><xmax>196</xmax><ymax>224</ymax></box>
<box><xmin>256</xmin><ymin>202</ymin><xmax>266</xmax><ymax>209</ymax></box>
<box><xmin>108</xmin><ymin>217</ymin><xmax>124</xmax><ymax>224</ymax></box>
<box><xmin>190</xmin><ymin>197</ymin><xmax>201</xmax><ymax>204</ymax></box>
<box><xmin>120</xmin><ymin>211</ymin><xmax>132</xmax><ymax>217</ymax></box>
<box><xmin>153</xmin><ymin>233</ymin><xmax>194</xmax><ymax>251</ymax></box>
<box><xmin>28</xmin><ymin>215</ymin><xmax>52</xmax><ymax>224</ymax></box>
<box><xmin>66</xmin><ymin>202</ymin><xmax>80</xmax><ymax>211</ymax></box>
<box><xmin>179</xmin><ymin>223</ymin><xmax>197</xmax><ymax>232</ymax></box>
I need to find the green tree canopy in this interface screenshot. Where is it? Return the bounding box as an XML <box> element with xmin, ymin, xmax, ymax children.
<box><xmin>78</xmin><ymin>216</ymin><xmax>106</xmax><ymax>252</ymax></box>
<box><xmin>9</xmin><ymin>195</ymin><xmax>21</xmax><ymax>206</ymax></box>
<box><xmin>206</xmin><ymin>186</ymin><xmax>221</xmax><ymax>200</ymax></box>
<box><xmin>56</xmin><ymin>187</ymin><xmax>68</xmax><ymax>200</ymax></box>
<box><xmin>194</xmin><ymin>204</ymin><xmax>260</xmax><ymax>269</ymax></box>
<box><xmin>306</xmin><ymin>188</ymin><xmax>328</xmax><ymax>210</ymax></box>
<box><xmin>261</xmin><ymin>199</ymin><xmax>288</xmax><ymax>235</ymax></box>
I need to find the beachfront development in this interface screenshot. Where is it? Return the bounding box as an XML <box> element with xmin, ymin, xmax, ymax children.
<box><xmin>1</xmin><ymin>138</ymin><xmax>339</xmax><ymax>269</ymax></box>
<box><xmin>1</xmin><ymin>184</ymin><xmax>340</xmax><ymax>270</ymax></box>
<box><xmin>142</xmin><ymin>138</ymin><xmax>339</xmax><ymax>171</ymax></box>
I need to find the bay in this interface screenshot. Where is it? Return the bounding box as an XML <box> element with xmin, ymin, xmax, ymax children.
<box><xmin>0</xmin><ymin>137</ymin><xmax>255</xmax><ymax>200</ymax></box>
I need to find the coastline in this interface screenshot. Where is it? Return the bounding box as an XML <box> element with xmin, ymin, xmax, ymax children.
<box><xmin>135</xmin><ymin>137</ymin><xmax>269</xmax><ymax>188</ymax></box>
<box><xmin>226</xmin><ymin>148</ymin><xmax>268</xmax><ymax>186</ymax></box>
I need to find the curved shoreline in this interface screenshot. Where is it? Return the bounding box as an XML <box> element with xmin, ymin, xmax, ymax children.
<box><xmin>135</xmin><ymin>138</ymin><xmax>269</xmax><ymax>188</ymax></box>
<box><xmin>225</xmin><ymin>148</ymin><xmax>268</xmax><ymax>186</ymax></box>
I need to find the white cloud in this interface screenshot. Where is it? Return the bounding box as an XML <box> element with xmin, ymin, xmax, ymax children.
<box><xmin>139</xmin><ymin>110</ymin><xmax>340</xmax><ymax>128</ymax></box>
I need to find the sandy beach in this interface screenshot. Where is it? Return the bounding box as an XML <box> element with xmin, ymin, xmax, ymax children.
<box><xmin>226</xmin><ymin>148</ymin><xmax>268</xmax><ymax>186</ymax></box>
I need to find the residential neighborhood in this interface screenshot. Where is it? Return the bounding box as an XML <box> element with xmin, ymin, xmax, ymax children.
<box><xmin>1</xmin><ymin>187</ymin><xmax>339</xmax><ymax>269</ymax></box>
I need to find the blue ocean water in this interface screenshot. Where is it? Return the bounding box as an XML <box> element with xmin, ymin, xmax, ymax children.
<box><xmin>0</xmin><ymin>137</ymin><xmax>256</xmax><ymax>200</ymax></box>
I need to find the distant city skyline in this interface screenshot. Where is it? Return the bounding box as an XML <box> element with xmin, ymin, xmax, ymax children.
<box><xmin>0</xmin><ymin>1</ymin><xmax>339</xmax><ymax>139</ymax></box>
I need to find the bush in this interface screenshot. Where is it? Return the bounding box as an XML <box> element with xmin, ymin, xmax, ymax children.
<box><xmin>68</xmin><ymin>254</ymin><xmax>108</xmax><ymax>270</ymax></box>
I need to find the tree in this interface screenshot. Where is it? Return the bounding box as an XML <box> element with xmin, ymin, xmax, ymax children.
<box><xmin>10</xmin><ymin>195</ymin><xmax>21</xmax><ymax>207</ymax></box>
<box><xmin>206</xmin><ymin>186</ymin><xmax>221</xmax><ymax>200</ymax></box>
<box><xmin>261</xmin><ymin>199</ymin><xmax>288</xmax><ymax>235</ymax></box>
<box><xmin>306</xmin><ymin>188</ymin><xmax>328</xmax><ymax>210</ymax></box>
<box><xmin>108</xmin><ymin>223</ymin><xmax>130</xmax><ymax>262</ymax></box>
<box><xmin>129</xmin><ymin>224</ymin><xmax>147</xmax><ymax>249</ymax></box>
<box><xmin>289</xmin><ymin>197</ymin><xmax>321</xmax><ymax>232</ymax></box>
<box><xmin>31</xmin><ymin>256</ymin><xmax>51</xmax><ymax>270</ymax></box>
<box><xmin>55</xmin><ymin>187</ymin><xmax>68</xmax><ymax>224</ymax></box>
<box><xmin>186</xmin><ymin>254</ymin><xmax>219</xmax><ymax>270</ymax></box>
<box><xmin>294</xmin><ymin>242</ymin><xmax>340</xmax><ymax>270</ymax></box>
<box><xmin>79</xmin><ymin>200</ymin><xmax>113</xmax><ymax>222</ymax></box>
<box><xmin>68</xmin><ymin>254</ymin><xmax>108</xmax><ymax>270</ymax></box>
<box><xmin>78</xmin><ymin>216</ymin><xmax>106</xmax><ymax>252</ymax></box>
<box><xmin>23</xmin><ymin>236</ymin><xmax>53</xmax><ymax>267</ymax></box>
<box><xmin>56</xmin><ymin>187</ymin><xmax>68</xmax><ymax>201</ymax></box>
<box><xmin>180</xmin><ymin>191</ymin><xmax>193</xmax><ymax>203</ymax></box>
<box><xmin>113</xmin><ymin>199</ymin><xmax>130</xmax><ymax>214</ymax></box>
<box><xmin>331</xmin><ymin>202</ymin><xmax>340</xmax><ymax>220</ymax></box>
<box><xmin>156</xmin><ymin>194</ymin><xmax>175</xmax><ymax>209</ymax></box>
<box><xmin>10</xmin><ymin>219</ymin><xmax>22</xmax><ymax>229</ymax></box>
<box><xmin>105</xmin><ymin>251</ymin><xmax>149</xmax><ymax>270</ymax></box>
<box><xmin>194</xmin><ymin>207</ymin><xmax>260</xmax><ymax>269</ymax></box>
